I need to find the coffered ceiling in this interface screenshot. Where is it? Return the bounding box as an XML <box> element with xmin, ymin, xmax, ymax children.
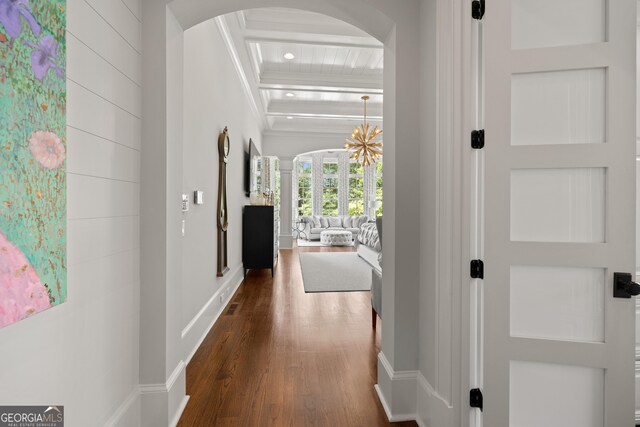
<box><xmin>217</xmin><ymin>8</ymin><xmax>383</xmax><ymax>138</ymax></box>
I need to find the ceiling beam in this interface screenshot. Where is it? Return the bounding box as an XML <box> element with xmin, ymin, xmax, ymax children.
<box><xmin>268</xmin><ymin>100</ymin><xmax>383</xmax><ymax>118</ymax></box>
<box><xmin>266</xmin><ymin>112</ymin><xmax>382</xmax><ymax>121</ymax></box>
<box><xmin>244</xmin><ymin>36</ymin><xmax>382</xmax><ymax>50</ymax></box>
<box><xmin>259</xmin><ymin>71</ymin><xmax>383</xmax><ymax>93</ymax></box>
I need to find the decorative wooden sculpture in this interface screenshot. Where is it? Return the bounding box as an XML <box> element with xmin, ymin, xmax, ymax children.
<box><xmin>217</xmin><ymin>127</ymin><xmax>230</xmax><ymax>277</ymax></box>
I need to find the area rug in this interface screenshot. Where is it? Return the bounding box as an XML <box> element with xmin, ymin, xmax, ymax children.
<box><xmin>299</xmin><ymin>252</ymin><xmax>372</xmax><ymax>293</ymax></box>
<box><xmin>297</xmin><ymin>239</ymin><xmax>354</xmax><ymax>247</ymax></box>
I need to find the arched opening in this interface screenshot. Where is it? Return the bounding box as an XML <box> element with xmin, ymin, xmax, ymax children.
<box><xmin>140</xmin><ymin>1</ymin><xmax>429</xmax><ymax>425</ymax></box>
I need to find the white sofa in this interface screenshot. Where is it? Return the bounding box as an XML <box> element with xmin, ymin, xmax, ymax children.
<box><xmin>300</xmin><ymin>215</ymin><xmax>369</xmax><ymax>241</ymax></box>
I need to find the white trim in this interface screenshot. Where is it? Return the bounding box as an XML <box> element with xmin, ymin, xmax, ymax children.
<box><xmin>636</xmin><ymin>359</ymin><xmax>640</xmax><ymax>423</ymax></box>
<box><xmin>182</xmin><ymin>265</ymin><xmax>245</xmax><ymax>364</ymax></box>
<box><xmin>170</xmin><ymin>396</ymin><xmax>190</xmax><ymax>427</ymax></box>
<box><xmin>263</xmin><ymin>130</ymin><xmax>348</xmax><ymax>139</ymax></box>
<box><xmin>103</xmin><ymin>386</ymin><xmax>140</xmax><ymax>427</ymax></box>
<box><xmin>140</xmin><ymin>361</ymin><xmax>189</xmax><ymax>427</ymax></box>
<box><xmin>415</xmin><ymin>371</ymin><xmax>455</xmax><ymax>427</ymax></box>
<box><xmin>215</xmin><ymin>16</ymin><xmax>266</xmax><ymax>130</ymax></box>
<box><xmin>140</xmin><ymin>361</ymin><xmax>186</xmax><ymax>395</ymax></box>
<box><xmin>375</xmin><ymin>352</ymin><xmax>418</xmax><ymax>422</ymax></box>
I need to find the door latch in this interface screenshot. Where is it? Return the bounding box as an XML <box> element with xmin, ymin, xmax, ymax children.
<box><xmin>613</xmin><ymin>272</ymin><xmax>640</xmax><ymax>298</ymax></box>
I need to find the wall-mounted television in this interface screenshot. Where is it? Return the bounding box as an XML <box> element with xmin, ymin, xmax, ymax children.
<box><xmin>244</xmin><ymin>138</ymin><xmax>260</xmax><ymax>197</ymax></box>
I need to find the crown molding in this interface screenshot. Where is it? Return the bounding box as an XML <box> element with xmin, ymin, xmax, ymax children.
<box><xmin>215</xmin><ymin>16</ymin><xmax>267</xmax><ymax>131</ymax></box>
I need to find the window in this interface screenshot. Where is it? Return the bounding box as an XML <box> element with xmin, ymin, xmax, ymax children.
<box><xmin>322</xmin><ymin>160</ymin><xmax>338</xmax><ymax>216</ymax></box>
<box><xmin>255</xmin><ymin>157</ymin><xmax>262</xmax><ymax>192</ymax></box>
<box><xmin>348</xmin><ymin>162</ymin><xmax>364</xmax><ymax>215</ymax></box>
<box><xmin>297</xmin><ymin>159</ymin><xmax>312</xmax><ymax>217</ymax></box>
<box><xmin>375</xmin><ymin>160</ymin><xmax>383</xmax><ymax>217</ymax></box>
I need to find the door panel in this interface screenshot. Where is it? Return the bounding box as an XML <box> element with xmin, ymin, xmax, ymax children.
<box><xmin>510</xmin><ymin>266</ymin><xmax>605</xmax><ymax>342</ymax></box>
<box><xmin>483</xmin><ymin>0</ymin><xmax>636</xmax><ymax>425</ymax></box>
<box><xmin>511</xmin><ymin>69</ymin><xmax>606</xmax><ymax>146</ymax></box>
<box><xmin>511</xmin><ymin>0</ymin><xmax>606</xmax><ymax>50</ymax></box>
<box><xmin>510</xmin><ymin>361</ymin><xmax>604</xmax><ymax>427</ymax></box>
<box><xmin>510</xmin><ymin>168</ymin><xmax>606</xmax><ymax>243</ymax></box>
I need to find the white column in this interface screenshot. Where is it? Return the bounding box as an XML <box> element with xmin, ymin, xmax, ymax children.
<box><xmin>338</xmin><ymin>151</ymin><xmax>349</xmax><ymax>216</ymax></box>
<box><xmin>311</xmin><ymin>153</ymin><xmax>324</xmax><ymax>216</ymax></box>
<box><xmin>278</xmin><ymin>157</ymin><xmax>294</xmax><ymax>249</ymax></box>
<box><xmin>292</xmin><ymin>159</ymin><xmax>299</xmax><ymax>221</ymax></box>
<box><xmin>364</xmin><ymin>163</ymin><xmax>375</xmax><ymax>218</ymax></box>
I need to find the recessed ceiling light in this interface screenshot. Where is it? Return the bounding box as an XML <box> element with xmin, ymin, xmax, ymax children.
<box><xmin>285</xmin><ymin>92</ymin><xmax>295</xmax><ymax>98</ymax></box>
<box><xmin>286</xmin><ymin>116</ymin><xmax>293</xmax><ymax>120</ymax></box>
<box><xmin>283</xmin><ymin>52</ymin><xmax>295</xmax><ymax>60</ymax></box>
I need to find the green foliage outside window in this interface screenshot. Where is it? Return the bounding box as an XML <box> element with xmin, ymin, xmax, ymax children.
<box><xmin>323</xmin><ymin>162</ymin><xmax>338</xmax><ymax>175</ymax></box>
<box><xmin>349</xmin><ymin>176</ymin><xmax>364</xmax><ymax>215</ymax></box>
<box><xmin>375</xmin><ymin>160</ymin><xmax>383</xmax><ymax>217</ymax></box>
<box><xmin>298</xmin><ymin>175</ymin><xmax>312</xmax><ymax>216</ymax></box>
<box><xmin>298</xmin><ymin>160</ymin><xmax>311</xmax><ymax>175</ymax></box>
<box><xmin>323</xmin><ymin>177</ymin><xmax>338</xmax><ymax>216</ymax></box>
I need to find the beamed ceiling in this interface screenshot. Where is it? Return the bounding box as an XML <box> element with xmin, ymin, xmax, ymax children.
<box><xmin>217</xmin><ymin>8</ymin><xmax>383</xmax><ymax>139</ymax></box>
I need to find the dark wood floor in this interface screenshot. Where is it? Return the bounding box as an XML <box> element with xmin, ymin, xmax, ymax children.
<box><xmin>177</xmin><ymin>244</ymin><xmax>417</xmax><ymax>427</ymax></box>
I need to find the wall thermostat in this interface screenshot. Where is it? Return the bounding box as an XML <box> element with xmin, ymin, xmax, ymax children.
<box><xmin>181</xmin><ymin>194</ymin><xmax>189</xmax><ymax>212</ymax></box>
<box><xmin>194</xmin><ymin>191</ymin><xmax>204</xmax><ymax>205</ymax></box>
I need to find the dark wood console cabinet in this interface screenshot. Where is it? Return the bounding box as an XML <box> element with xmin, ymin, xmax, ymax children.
<box><xmin>242</xmin><ymin>205</ymin><xmax>278</xmax><ymax>277</ymax></box>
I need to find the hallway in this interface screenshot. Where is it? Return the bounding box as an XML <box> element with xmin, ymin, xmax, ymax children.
<box><xmin>177</xmin><ymin>247</ymin><xmax>416</xmax><ymax>426</ymax></box>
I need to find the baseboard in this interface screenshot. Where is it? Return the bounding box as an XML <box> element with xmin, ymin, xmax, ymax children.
<box><xmin>140</xmin><ymin>361</ymin><xmax>188</xmax><ymax>427</ymax></box>
<box><xmin>415</xmin><ymin>372</ymin><xmax>454</xmax><ymax>427</ymax></box>
<box><xmin>103</xmin><ymin>386</ymin><xmax>140</xmax><ymax>427</ymax></box>
<box><xmin>170</xmin><ymin>396</ymin><xmax>189</xmax><ymax>427</ymax></box>
<box><xmin>279</xmin><ymin>234</ymin><xmax>293</xmax><ymax>249</ymax></box>
<box><xmin>182</xmin><ymin>265</ymin><xmax>244</xmax><ymax>364</ymax></box>
<box><xmin>376</xmin><ymin>352</ymin><xmax>418</xmax><ymax>422</ymax></box>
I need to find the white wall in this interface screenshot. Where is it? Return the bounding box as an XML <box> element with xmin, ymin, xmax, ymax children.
<box><xmin>262</xmin><ymin>131</ymin><xmax>344</xmax><ymax>158</ymax></box>
<box><xmin>635</xmin><ymin>12</ymin><xmax>640</xmax><ymax>424</ymax></box>
<box><xmin>0</xmin><ymin>0</ymin><xmax>142</xmax><ymax>426</ymax></box>
<box><xmin>180</xmin><ymin>18</ymin><xmax>262</xmax><ymax>362</ymax></box>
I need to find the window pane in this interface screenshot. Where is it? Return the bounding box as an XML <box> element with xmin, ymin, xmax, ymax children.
<box><xmin>323</xmin><ymin>162</ymin><xmax>338</xmax><ymax>175</ymax></box>
<box><xmin>298</xmin><ymin>160</ymin><xmax>312</xmax><ymax>174</ymax></box>
<box><xmin>298</xmin><ymin>199</ymin><xmax>312</xmax><ymax>216</ymax></box>
<box><xmin>375</xmin><ymin>161</ymin><xmax>383</xmax><ymax>174</ymax></box>
<box><xmin>349</xmin><ymin>199</ymin><xmax>364</xmax><ymax>216</ymax></box>
<box><xmin>323</xmin><ymin>198</ymin><xmax>338</xmax><ymax>216</ymax></box>
<box><xmin>350</xmin><ymin>162</ymin><xmax>364</xmax><ymax>175</ymax></box>
<box><xmin>349</xmin><ymin>177</ymin><xmax>363</xmax><ymax>199</ymax></box>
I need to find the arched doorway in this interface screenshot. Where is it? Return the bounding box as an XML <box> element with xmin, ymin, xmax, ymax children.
<box><xmin>139</xmin><ymin>1</ymin><xmax>426</xmax><ymax>425</ymax></box>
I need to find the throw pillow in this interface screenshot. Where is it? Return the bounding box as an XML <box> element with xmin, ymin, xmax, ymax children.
<box><xmin>341</xmin><ymin>216</ymin><xmax>351</xmax><ymax>228</ymax></box>
<box><xmin>310</xmin><ymin>216</ymin><xmax>321</xmax><ymax>228</ymax></box>
<box><xmin>328</xmin><ymin>217</ymin><xmax>342</xmax><ymax>228</ymax></box>
<box><xmin>319</xmin><ymin>217</ymin><xmax>329</xmax><ymax>228</ymax></box>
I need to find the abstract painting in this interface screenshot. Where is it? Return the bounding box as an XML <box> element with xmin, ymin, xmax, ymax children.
<box><xmin>0</xmin><ymin>0</ymin><xmax>66</xmax><ymax>327</ymax></box>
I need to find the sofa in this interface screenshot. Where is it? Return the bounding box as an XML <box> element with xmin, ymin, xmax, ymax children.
<box><xmin>300</xmin><ymin>215</ymin><xmax>369</xmax><ymax>241</ymax></box>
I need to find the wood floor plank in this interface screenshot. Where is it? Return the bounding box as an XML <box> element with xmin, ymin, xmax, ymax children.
<box><xmin>178</xmin><ymin>245</ymin><xmax>417</xmax><ymax>427</ymax></box>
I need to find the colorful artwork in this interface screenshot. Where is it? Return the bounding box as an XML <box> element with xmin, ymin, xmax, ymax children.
<box><xmin>0</xmin><ymin>0</ymin><xmax>66</xmax><ymax>327</ymax></box>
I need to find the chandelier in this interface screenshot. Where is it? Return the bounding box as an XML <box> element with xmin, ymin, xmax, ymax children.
<box><xmin>344</xmin><ymin>95</ymin><xmax>383</xmax><ymax>166</ymax></box>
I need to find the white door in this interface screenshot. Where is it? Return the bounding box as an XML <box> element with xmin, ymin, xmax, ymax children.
<box><xmin>482</xmin><ymin>0</ymin><xmax>637</xmax><ymax>425</ymax></box>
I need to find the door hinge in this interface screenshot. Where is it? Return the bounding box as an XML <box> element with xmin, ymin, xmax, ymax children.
<box><xmin>472</xmin><ymin>0</ymin><xmax>485</xmax><ymax>20</ymax></box>
<box><xmin>470</xmin><ymin>260</ymin><xmax>484</xmax><ymax>279</ymax></box>
<box><xmin>471</xmin><ymin>129</ymin><xmax>484</xmax><ymax>149</ymax></box>
<box><xmin>470</xmin><ymin>388</ymin><xmax>483</xmax><ymax>411</ymax></box>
